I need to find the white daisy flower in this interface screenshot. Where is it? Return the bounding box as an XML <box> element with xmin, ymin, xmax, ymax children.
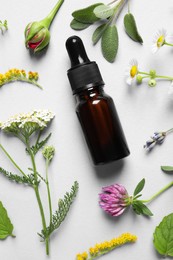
<box><xmin>152</xmin><ymin>29</ymin><xmax>167</xmax><ymax>53</ymax></box>
<box><xmin>168</xmin><ymin>81</ymin><xmax>173</xmax><ymax>100</ymax></box>
<box><xmin>126</xmin><ymin>59</ymin><xmax>139</xmax><ymax>86</ymax></box>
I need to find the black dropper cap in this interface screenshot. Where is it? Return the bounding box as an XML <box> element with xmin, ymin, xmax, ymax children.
<box><xmin>66</xmin><ymin>36</ymin><xmax>104</xmax><ymax>94</ymax></box>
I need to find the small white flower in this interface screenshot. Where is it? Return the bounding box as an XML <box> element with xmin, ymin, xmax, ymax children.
<box><xmin>126</xmin><ymin>59</ymin><xmax>139</xmax><ymax>86</ymax></box>
<box><xmin>152</xmin><ymin>29</ymin><xmax>167</xmax><ymax>53</ymax></box>
<box><xmin>168</xmin><ymin>81</ymin><xmax>173</xmax><ymax>100</ymax></box>
<box><xmin>0</xmin><ymin>109</ymin><xmax>55</xmax><ymax>132</ymax></box>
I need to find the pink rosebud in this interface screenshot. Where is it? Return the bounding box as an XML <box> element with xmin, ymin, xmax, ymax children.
<box><xmin>99</xmin><ymin>184</ymin><xmax>129</xmax><ymax>217</ymax></box>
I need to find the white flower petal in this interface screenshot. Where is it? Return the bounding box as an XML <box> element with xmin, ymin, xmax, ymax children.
<box><xmin>126</xmin><ymin>77</ymin><xmax>133</xmax><ymax>86</ymax></box>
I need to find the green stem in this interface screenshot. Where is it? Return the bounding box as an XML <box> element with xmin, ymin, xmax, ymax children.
<box><xmin>26</xmin><ymin>139</ymin><xmax>49</xmax><ymax>255</ymax></box>
<box><xmin>46</xmin><ymin>159</ymin><xmax>52</xmax><ymax>226</ymax></box>
<box><xmin>112</xmin><ymin>0</ymin><xmax>127</xmax><ymax>22</ymax></box>
<box><xmin>166</xmin><ymin>128</ymin><xmax>173</xmax><ymax>134</ymax></box>
<box><xmin>42</xmin><ymin>0</ymin><xmax>64</xmax><ymax>28</ymax></box>
<box><xmin>0</xmin><ymin>143</ymin><xmax>27</xmax><ymax>178</ymax></box>
<box><xmin>138</xmin><ymin>71</ymin><xmax>150</xmax><ymax>76</ymax></box>
<box><xmin>155</xmin><ymin>75</ymin><xmax>173</xmax><ymax>81</ymax></box>
<box><xmin>165</xmin><ymin>42</ymin><xmax>173</xmax><ymax>47</ymax></box>
<box><xmin>128</xmin><ymin>0</ymin><xmax>130</xmax><ymax>13</ymax></box>
<box><xmin>141</xmin><ymin>181</ymin><xmax>173</xmax><ymax>203</ymax></box>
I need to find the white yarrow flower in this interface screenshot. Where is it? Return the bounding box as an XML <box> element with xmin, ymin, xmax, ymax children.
<box><xmin>126</xmin><ymin>59</ymin><xmax>139</xmax><ymax>86</ymax></box>
<box><xmin>0</xmin><ymin>109</ymin><xmax>55</xmax><ymax>132</ymax></box>
<box><xmin>152</xmin><ymin>29</ymin><xmax>167</xmax><ymax>53</ymax></box>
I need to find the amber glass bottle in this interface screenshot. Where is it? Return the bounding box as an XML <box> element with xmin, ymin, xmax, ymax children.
<box><xmin>66</xmin><ymin>36</ymin><xmax>130</xmax><ymax>165</ymax></box>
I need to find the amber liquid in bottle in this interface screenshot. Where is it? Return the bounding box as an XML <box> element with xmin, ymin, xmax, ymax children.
<box><xmin>75</xmin><ymin>86</ymin><xmax>129</xmax><ymax>165</ymax></box>
<box><xmin>66</xmin><ymin>36</ymin><xmax>130</xmax><ymax>165</ymax></box>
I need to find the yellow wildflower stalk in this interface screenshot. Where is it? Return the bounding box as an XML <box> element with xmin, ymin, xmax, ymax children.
<box><xmin>76</xmin><ymin>233</ymin><xmax>137</xmax><ymax>260</ymax></box>
<box><xmin>0</xmin><ymin>69</ymin><xmax>42</xmax><ymax>89</ymax></box>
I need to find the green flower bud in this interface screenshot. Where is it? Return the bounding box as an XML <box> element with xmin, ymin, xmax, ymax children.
<box><xmin>25</xmin><ymin>22</ymin><xmax>50</xmax><ymax>53</ymax></box>
<box><xmin>148</xmin><ymin>79</ymin><xmax>157</xmax><ymax>87</ymax></box>
<box><xmin>149</xmin><ymin>70</ymin><xmax>156</xmax><ymax>78</ymax></box>
<box><xmin>136</xmin><ymin>75</ymin><xmax>143</xmax><ymax>84</ymax></box>
<box><xmin>42</xmin><ymin>146</ymin><xmax>55</xmax><ymax>162</ymax></box>
<box><xmin>24</xmin><ymin>0</ymin><xmax>64</xmax><ymax>53</ymax></box>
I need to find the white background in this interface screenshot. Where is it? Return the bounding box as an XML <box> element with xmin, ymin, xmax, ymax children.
<box><xmin>0</xmin><ymin>0</ymin><xmax>173</xmax><ymax>259</ymax></box>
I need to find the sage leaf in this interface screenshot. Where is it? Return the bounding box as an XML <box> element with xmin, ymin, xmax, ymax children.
<box><xmin>124</xmin><ymin>13</ymin><xmax>143</xmax><ymax>43</ymax></box>
<box><xmin>94</xmin><ymin>4</ymin><xmax>114</xmax><ymax>19</ymax></box>
<box><xmin>70</xmin><ymin>19</ymin><xmax>91</xmax><ymax>30</ymax></box>
<box><xmin>101</xmin><ymin>24</ymin><xmax>118</xmax><ymax>63</ymax></box>
<box><xmin>92</xmin><ymin>23</ymin><xmax>108</xmax><ymax>45</ymax></box>
<box><xmin>153</xmin><ymin>213</ymin><xmax>173</xmax><ymax>256</ymax></box>
<box><xmin>72</xmin><ymin>3</ymin><xmax>104</xmax><ymax>24</ymax></box>
<box><xmin>161</xmin><ymin>166</ymin><xmax>173</xmax><ymax>173</ymax></box>
<box><xmin>133</xmin><ymin>178</ymin><xmax>145</xmax><ymax>196</ymax></box>
<box><xmin>0</xmin><ymin>202</ymin><xmax>15</xmax><ymax>239</ymax></box>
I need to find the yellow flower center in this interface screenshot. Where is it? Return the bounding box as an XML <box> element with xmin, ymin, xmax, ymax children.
<box><xmin>157</xmin><ymin>35</ymin><xmax>165</xmax><ymax>47</ymax></box>
<box><xmin>130</xmin><ymin>65</ymin><xmax>138</xmax><ymax>78</ymax></box>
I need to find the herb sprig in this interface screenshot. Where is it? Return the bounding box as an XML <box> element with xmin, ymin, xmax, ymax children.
<box><xmin>0</xmin><ymin>110</ymin><xmax>79</xmax><ymax>255</ymax></box>
<box><xmin>70</xmin><ymin>0</ymin><xmax>143</xmax><ymax>62</ymax></box>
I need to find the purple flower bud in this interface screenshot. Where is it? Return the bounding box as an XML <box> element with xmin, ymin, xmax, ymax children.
<box><xmin>152</xmin><ymin>132</ymin><xmax>166</xmax><ymax>144</ymax></box>
<box><xmin>99</xmin><ymin>184</ymin><xmax>129</xmax><ymax>217</ymax></box>
<box><xmin>143</xmin><ymin>137</ymin><xmax>156</xmax><ymax>151</ymax></box>
<box><xmin>144</xmin><ymin>131</ymin><xmax>166</xmax><ymax>151</ymax></box>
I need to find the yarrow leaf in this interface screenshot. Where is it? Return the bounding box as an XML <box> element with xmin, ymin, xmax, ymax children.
<box><xmin>153</xmin><ymin>213</ymin><xmax>173</xmax><ymax>256</ymax></box>
<box><xmin>0</xmin><ymin>167</ymin><xmax>33</xmax><ymax>186</ymax></box>
<box><xmin>92</xmin><ymin>23</ymin><xmax>108</xmax><ymax>45</ymax></box>
<box><xmin>101</xmin><ymin>24</ymin><xmax>119</xmax><ymax>63</ymax></box>
<box><xmin>29</xmin><ymin>133</ymin><xmax>52</xmax><ymax>155</ymax></box>
<box><xmin>124</xmin><ymin>13</ymin><xmax>143</xmax><ymax>43</ymax></box>
<box><xmin>41</xmin><ymin>181</ymin><xmax>79</xmax><ymax>239</ymax></box>
<box><xmin>70</xmin><ymin>19</ymin><xmax>91</xmax><ymax>30</ymax></box>
<box><xmin>93</xmin><ymin>4</ymin><xmax>114</xmax><ymax>19</ymax></box>
<box><xmin>133</xmin><ymin>178</ymin><xmax>145</xmax><ymax>196</ymax></box>
<box><xmin>132</xmin><ymin>201</ymin><xmax>153</xmax><ymax>216</ymax></box>
<box><xmin>0</xmin><ymin>202</ymin><xmax>15</xmax><ymax>239</ymax></box>
<box><xmin>161</xmin><ymin>166</ymin><xmax>173</xmax><ymax>173</ymax></box>
<box><xmin>72</xmin><ymin>3</ymin><xmax>103</xmax><ymax>24</ymax></box>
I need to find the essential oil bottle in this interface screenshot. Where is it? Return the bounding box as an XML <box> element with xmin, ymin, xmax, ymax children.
<box><xmin>66</xmin><ymin>36</ymin><xmax>130</xmax><ymax>165</ymax></box>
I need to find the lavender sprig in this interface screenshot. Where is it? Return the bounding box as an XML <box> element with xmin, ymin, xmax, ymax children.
<box><xmin>144</xmin><ymin>128</ymin><xmax>173</xmax><ymax>151</ymax></box>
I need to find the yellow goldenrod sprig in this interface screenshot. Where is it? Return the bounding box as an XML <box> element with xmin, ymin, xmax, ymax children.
<box><xmin>0</xmin><ymin>69</ymin><xmax>42</xmax><ymax>89</ymax></box>
<box><xmin>76</xmin><ymin>233</ymin><xmax>137</xmax><ymax>260</ymax></box>
<box><xmin>0</xmin><ymin>20</ymin><xmax>8</xmax><ymax>33</ymax></box>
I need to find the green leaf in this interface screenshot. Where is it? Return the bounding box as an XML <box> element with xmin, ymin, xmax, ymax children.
<box><xmin>124</xmin><ymin>13</ymin><xmax>143</xmax><ymax>43</ymax></box>
<box><xmin>27</xmin><ymin>133</ymin><xmax>51</xmax><ymax>155</ymax></box>
<box><xmin>0</xmin><ymin>202</ymin><xmax>14</xmax><ymax>239</ymax></box>
<box><xmin>133</xmin><ymin>178</ymin><xmax>145</xmax><ymax>196</ymax></box>
<box><xmin>101</xmin><ymin>24</ymin><xmax>118</xmax><ymax>63</ymax></box>
<box><xmin>70</xmin><ymin>19</ymin><xmax>91</xmax><ymax>30</ymax></box>
<box><xmin>92</xmin><ymin>23</ymin><xmax>108</xmax><ymax>45</ymax></box>
<box><xmin>72</xmin><ymin>3</ymin><xmax>103</xmax><ymax>24</ymax></box>
<box><xmin>41</xmin><ymin>181</ymin><xmax>79</xmax><ymax>239</ymax></box>
<box><xmin>0</xmin><ymin>167</ymin><xmax>33</xmax><ymax>186</ymax></box>
<box><xmin>153</xmin><ymin>213</ymin><xmax>173</xmax><ymax>256</ymax></box>
<box><xmin>161</xmin><ymin>166</ymin><xmax>173</xmax><ymax>173</ymax></box>
<box><xmin>132</xmin><ymin>201</ymin><xmax>153</xmax><ymax>216</ymax></box>
<box><xmin>94</xmin><ymin>4</ymin><xmax>114</xmax><ymax>19</ymax></box>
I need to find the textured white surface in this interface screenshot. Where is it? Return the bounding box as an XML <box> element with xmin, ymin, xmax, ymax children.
<box><xmin>0</xmin><ymin>0</ymin><xmax>173</xmax><ymax>259</ymax></box>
